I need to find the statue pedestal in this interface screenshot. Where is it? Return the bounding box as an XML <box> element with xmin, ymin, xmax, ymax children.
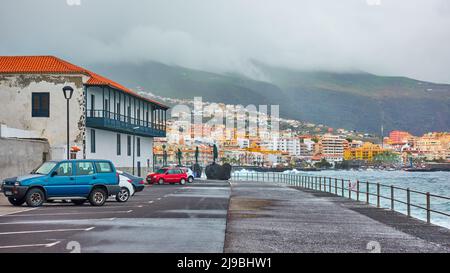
<box><xmin>205</xmin><ymin>163</ymin><xmax>231</xmax><ymax>180</ymax></box>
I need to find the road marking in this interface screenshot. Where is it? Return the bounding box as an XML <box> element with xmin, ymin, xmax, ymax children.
<box><xmin>0</xmin><ymin>227</ymin><xmax>95</xmax><ymax>235</ymax></box>
<box><xmin>0</xmin><ymin>241</ymin><xmax>61</xmax><ymax>249</ymax></box>
<box><xmin>137</xmin><ymin>205</ymin><xmax>143</xmax><ymax>208</ymax></box>
<box><xmin>157</xmin><ymin>198</ymin><xmax>161</xmax><ymax>200</ymax></box>
<box><xmin>0</xmin><ymin>218</ymin><xmax>116</xmax><ymax>225</ymax></box>
<box><xmin>1</xmin><ymin>211</ymin><xmax>133</xmax><ymax>217</ymax></box>
<box><xmin>0</xmin><ymin>208</ymin><xmax>38</xmax><ymax>217</ymax></box>
<box><xmin>148</xmin><ymin>201</ymin><xmax>154</xmax><ymax>204</ymax></box>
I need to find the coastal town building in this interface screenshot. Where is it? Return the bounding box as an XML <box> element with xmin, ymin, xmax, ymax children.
<box><xmin>344</xmin><ymin>142</ymin><xmax>386</xmax><ymax>162</ymax></box>
<box><xmin>318</xmin><ymin>134</ymin><xmax>347</xmax><ymax>162</ymax></box>
<box><xmin>414</xmin><ymin>133</ymin><xmax>450</xmax><ymax>161</ymax></box>
<box><xmin>0</xmin><ymin>56</ymin><xmax>168</xmax><ymax>176</ymax></box>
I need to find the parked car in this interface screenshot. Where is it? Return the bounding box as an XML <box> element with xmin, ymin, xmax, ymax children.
<box><xmin>146</xmin><ymin>167</ymin><xmax>188</xmax><ymax>185</ymax></box>
<box><xmin>115</xmin><ymin>171</ymin><xmax>145</xmax><ymax>202</ymax></box>
<box><xmin>118</xmin><ymin>171</ymin><xmax>145</xmax><ymax>194</ymax></box>
<box><xmin>1</xmin><ymin>160</ymin><xmax>120</xmax><ymax>207</ymax></box>
<box><xmin>180</xmin><ymin>167</ymin><xmax>195</xmax><ymax>183</ymax></box>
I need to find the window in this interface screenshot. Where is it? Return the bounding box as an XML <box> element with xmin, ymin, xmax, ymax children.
<box><xmin>55</xmin><ymin>162</ymin><xmax>72</xmax><ymax>176</ymax></box>
<box><xmin>91</xmin><ymin>129</ymin><xmax>96</xmax><ymax>153</ymax></box>
<box><xmin>95</xmin><ymin>162</ymin><xmax>113</xmax><ymax>173</ymax></box>
<box><xmin>127</xmin><ymin>135</ymin><xmax>131</xmax><ymax>156</ymax></box>
<box><xmin>117</xmin><ymin>134</ymin><xmax>121</xmax><ymax>155</ymax></box>
<box><xmin>32</xmin><ymin>93</ymin><xmax>50</xmax><ymax>117</ymax></box>
<box><xmin>137</xmin><ymin>137</ymin><xmax>141</xmax><ymax>157</ymax></box>
<box><xmin>76</xmin><ymin>162</ymin><xmax>94</xmax><ymax>175</ymax></box>
<box><xmin>33</xmin><ymin>162</ymin><xmax>57</xmax><ymax>175</ymax></box>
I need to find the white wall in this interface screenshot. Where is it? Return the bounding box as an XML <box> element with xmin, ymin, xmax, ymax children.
<box><xmin>85</xmin><ymin>127</ymin><xmax>153</xmax><ymax>170</ymax></box>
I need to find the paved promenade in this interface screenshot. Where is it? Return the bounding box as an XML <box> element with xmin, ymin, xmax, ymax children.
<box><xmin>0</xmin><ymin>179</ymin><xmax>449</xmax><ymax>253</ymax></box>
<box><xmin>224</xmin><ymin>180</ymin><xmax>450</xmax><ymax>253</ymax></box>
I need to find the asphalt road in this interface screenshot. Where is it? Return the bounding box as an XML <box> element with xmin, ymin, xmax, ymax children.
<box><xmin>0</xmin><ymin>180</ymin><xmax>230</xmax><ymax>253</ymax></box>
<box><xmin>1</xmin><ymin>179</ymin><xmax>449</xmax><ymax>253</ymax></box>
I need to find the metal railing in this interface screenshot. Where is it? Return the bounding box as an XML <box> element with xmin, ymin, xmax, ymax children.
<box><xmin>231</xmin><ymin>172</ymin><xmax>450</xmax><ymax>225</ymax></box>
<box><xmin>87</xmin><ymin>109</ymin><xmax>166</xmax><ymax>132</ymax></box>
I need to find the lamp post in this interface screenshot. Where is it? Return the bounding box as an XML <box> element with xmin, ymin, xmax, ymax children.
<box><xmin>132</xmin><ymin>126</ymin><xmax>140</xmax><ymax>175</ymax></box>
<box><xmin>62</xmin><ymin>86</ymin><xmax>74</xmax><ymax>160</ymax></box>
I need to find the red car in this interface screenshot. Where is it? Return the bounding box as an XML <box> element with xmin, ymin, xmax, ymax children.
<box><xmin>146</xmin><ymin>168</ymin><xmax>188</xmax><ymax>185</ymax></box>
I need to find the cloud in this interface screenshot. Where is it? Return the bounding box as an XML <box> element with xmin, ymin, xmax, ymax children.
<box><xmin>1</xmin><ymin>0</ymin><xmax>450</xmax><ymax>83</ymax></box>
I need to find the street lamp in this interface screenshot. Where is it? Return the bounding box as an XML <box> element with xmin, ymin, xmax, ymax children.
<box><xmin>62</xmin><ymin>86</ymin><xmax>74</xmax><ymax>160</ymax></box>
<box><xmin>132</xmin><ymin>126</ymin><xmax>140</xmax><ymax>175</ymax></box>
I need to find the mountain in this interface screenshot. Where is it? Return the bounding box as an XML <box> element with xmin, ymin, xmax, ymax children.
<box><xmin>89</xmin><ymin>61</ymin><xmax>450</xmax><ymax>135</ymax></box>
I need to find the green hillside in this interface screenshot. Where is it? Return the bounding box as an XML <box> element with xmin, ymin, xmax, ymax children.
<box><xmin>90</xmin><ymin>61</ymin><xmax>450</xmax><ymax>135</ymax></box>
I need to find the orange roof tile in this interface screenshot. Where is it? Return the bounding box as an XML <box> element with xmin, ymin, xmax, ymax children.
<box><xmin>0</xmin><ymin>56</ymin><xmax>168</xmax><ymax>108</ymax></box>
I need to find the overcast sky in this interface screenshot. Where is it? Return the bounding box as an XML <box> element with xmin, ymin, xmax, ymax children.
<box><xmin>1</xmin><ymin>0</ymin><xmax>450</xmax><ymax>83</ymax></box>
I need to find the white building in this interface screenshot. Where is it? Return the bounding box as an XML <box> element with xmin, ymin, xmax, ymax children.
<box><xmin>0</xmin><ymin>56</ymin><xmax>168</xmax><ymax>176</ymax></box>
<box><xmin>262</xmin><ymin>137</ymin><xmax>302</xmax><ymax>157</ymax></box>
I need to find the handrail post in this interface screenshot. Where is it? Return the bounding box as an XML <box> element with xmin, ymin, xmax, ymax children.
<box><xmin>348</xmin><ymin>180</ymin><xmax>351</xmax><ymax>199</ymax></box>
<box><xmin>319</xmin><ymin>177</ymin><xmax>322</xmax><ymax>191</ymax></box>
<box><xmin>406</xmin><ymin>188</ymin><xmax>411</xmax><ymax>217</ymax></box>
<box><xmin>366</xmin><ymin>182</ymin><xmax>369</xmax><ymax>204</ymax></box>
<box><xmin>377</xmin><ymin>183</ymin><xmax>380</xmax><ymax>208</ymax></box>
<box><xmin>341</xmin><ymin>179</ymin><xmax>344</xmax><ymax>197</ymax></box>
<box><xmin>356</xmin><ymin>180</ymin><xmax>360</xmax><ymax>201</ymax></box>
<box><xmin>390</xmin><ymin>185</ymin><xmax>394</xmax><ymax>210</ymax></box>
<box><xmin>426</xmin><ymin>192</ymin><xmax>431</xmax><ymax>224</ymax></box>
<box><xmin>329</xmin><ymin>177</ymin><xmax>331</xmax><ymax>193</ymax></box>
<box><xmin>335</xmin><ymin>178</ymin><xmax>337</xmax><ymax>195</ymax></box>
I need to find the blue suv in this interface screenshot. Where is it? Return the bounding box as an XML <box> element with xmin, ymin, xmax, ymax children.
<box><xmin>1</xmin><ymin>160</ymin><xmax>120</xmax><ymax>207</ymax></box>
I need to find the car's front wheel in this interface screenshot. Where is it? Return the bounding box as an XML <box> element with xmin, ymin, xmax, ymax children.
<box><xmin>116</xmin><ymin>187</ymin><xmax>130</xmax><ymax>202</ymax></box>
<box><xmin>25</xmin><ymin>188</ymin><xmax>45</xmax><ymax>207</ymax></box>
<box><xmin>188</xmin><ymin>176</ymin><xmax>194</xmax><ymax>183</ymax></box>
<box><xmin>8</xmin><ymin>197</ymin><xmax>25</xmax><ymax>206</ymax></box>
<box><xmin>88</xmin><ymin>188</ymin><xmax>107</xmax><ymax>206</ymax></box>
<box><xmin>180</xmin><ymin>178</ymin><xmax>186</xmax><ymax>185</ymax></box>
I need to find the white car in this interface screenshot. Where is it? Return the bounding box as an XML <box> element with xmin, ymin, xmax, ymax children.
<box><xmin>181</xmin><ymin>167</ymin><xmax>195</xmax><ymax>183</ymax></box>
<box><xmin>115</xmin><ymin>170</ymin><xmax>135</xmax><ymax>202</ymax></box>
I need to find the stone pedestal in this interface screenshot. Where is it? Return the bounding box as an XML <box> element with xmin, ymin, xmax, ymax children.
<box><xmin>205</xmin><ymin>163</ymin><xmax>232</xmax><ymax>180</ymax></box>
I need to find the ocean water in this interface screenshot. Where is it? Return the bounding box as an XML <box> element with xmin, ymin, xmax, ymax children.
<box><xmin>232</xmin><ymin>169</ymin><xmax>450</xmax><ymax>229</ymax></box>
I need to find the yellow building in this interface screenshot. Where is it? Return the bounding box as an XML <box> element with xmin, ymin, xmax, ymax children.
<box><xmin>344</xmin><ymin>142</ymin><xmax>385</xmax><ymax>161</ymax></box>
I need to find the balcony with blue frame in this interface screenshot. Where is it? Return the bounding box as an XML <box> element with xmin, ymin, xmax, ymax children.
<box><xmin>86</xmin><ymin>110</ymin><xmax>166</xmax><ymax>138</ymax></box>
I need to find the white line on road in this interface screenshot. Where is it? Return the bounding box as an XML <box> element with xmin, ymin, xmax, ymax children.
<box><xmin>0</xmin><ymin>218</ymin><xmax>116</xmax><ymax>225</ymax></box>
<box><xmin>0</xmin><ymin>241</ymin><xmax>61</xmax><ymax>249</ymax></box>
<box><xmin>0</xmin><ymin>208</ymin><xmax>38</xmax><ymax>217</ymax></box>
<box><xmin>0</xmin><ymin>227</ymin><xmax>95</xmax><ymax>235</ymax></box>
<box><xmin>1</xmin><ymin>211</ymin><xmax>133</xmax><ymax>217</ymax></box>
<box><xmin>148</xmin><ymin>201</ymin><xmax>154</xmax><ymax>204</ymax></box>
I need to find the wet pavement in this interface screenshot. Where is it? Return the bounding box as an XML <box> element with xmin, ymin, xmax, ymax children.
<box><xmin>1</xmin><ymin>179</ymin><xmax>449</xmax><ymax>253</ymax></box>
<box><xmin>0</xmin><ymin>181</ymin><xmax>230</xmax><ymax>253</ymax></box>
<box><xmin>224</xmin><ymin>181</ymin><xmax>450</xmax><ymax>253</ymax></box>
